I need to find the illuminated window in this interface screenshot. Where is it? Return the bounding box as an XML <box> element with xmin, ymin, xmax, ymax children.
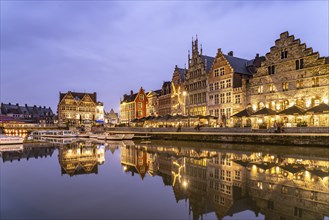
<box><xmin>282</xmin><ymin>82</ymin><xmax>289</xmax><ymax>91</ymax></box>
<box><xmin>258</xmin><ymin>86</ymin><xmax>263</xmax><ymax>94</ymax></box>
<box><xmin>220</xmin><ymin>67</ymin><xmax>225</xmax><ymax>76</ymax></box>
<box><xmin>226</xmin><ymin>92</ymin><xmax>231</xmax><ymax>103</ymax></box>
<box><xmin>257</xmin><ymin>182</ymin><xmax>263</xmax><ymax>190</ymax></box>
<box><xmin>281</xmin><ymin>186</ymin><xmax>288</xmax><ymax>194</ymax></box>
<box><xmin>312</xmin><ymin>77</ymin><xmax>319</xmax><ymax>87</ymax></box>
<box><xmin>226</xmin><ymin>108</ymin><xmax>232</xmax><ymax>118</ymax></box>
<box><xmin>269</xmin><ymin>84</ymin><xmax>275</xmax><ymax>93</ymax></box>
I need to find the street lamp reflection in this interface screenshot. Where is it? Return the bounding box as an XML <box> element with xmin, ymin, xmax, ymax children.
<box><xmin>182</xmin><ymin>180</ymin><xmax>188</xmax><ymax>188</ymax></box>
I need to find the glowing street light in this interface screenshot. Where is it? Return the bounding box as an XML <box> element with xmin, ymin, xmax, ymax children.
<box><xmin>183</xmin><ymin>90</ymin><xmax>190</xmax><ymax>127</ymax></box>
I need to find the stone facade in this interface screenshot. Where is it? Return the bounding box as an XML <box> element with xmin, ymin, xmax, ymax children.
<box><xmin>120</xmin><ymin>87</ymin><xmax>148</xmax><ymax>124</ymax></box>
<box><xmin>171</xmin><ymin>65</ymin><xmax>186</xmax><ymax>115</ymax></box>
<box><xmin>184</xmin><ymin>37</ymin><xmax>214</xmax><ymax>116</ymax></box>
<box><xmin>247</xmin><ymin>31</ymin><xmax>329</xmax><ymax>128</ymax></box>
<box><xmin>146</xmin><ymin>90</ymin><xmax>160</xmax><ymax>116</ymax></box>
<box><xmin>158</xmin><ymin>81</ymin><xmax>171</xmax><ymax>116</ymax></box>
<box><xmin>58</xmin><ymin>91</ymin><xmax>98</xmax><ymax>126</ymax></box>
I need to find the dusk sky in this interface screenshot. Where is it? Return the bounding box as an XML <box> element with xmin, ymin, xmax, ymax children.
<box><xmin>1</xmin><ymin>1</ymin><xmax>328</xmax><ymax>113</ymax></box>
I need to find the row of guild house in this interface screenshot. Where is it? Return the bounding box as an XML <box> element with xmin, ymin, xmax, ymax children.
<box><xmin>120</xmin><ymin>31</ymin><xmax>329</xmax><ymax>128</ymax></box>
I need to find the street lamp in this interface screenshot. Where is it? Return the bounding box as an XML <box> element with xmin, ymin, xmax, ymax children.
<box><xmin>183</xmin><ymin>91</ymin><xmax>190</xmax><ymax>127</ymax></box>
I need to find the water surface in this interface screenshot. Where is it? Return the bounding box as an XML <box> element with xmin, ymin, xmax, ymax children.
<box><xmin>1</xmin><ymin>140</ymin><xmax>328</xmax><ymax>220</ymax></box>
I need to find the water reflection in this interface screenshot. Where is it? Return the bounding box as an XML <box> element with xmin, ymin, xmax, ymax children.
<box><xmin>1</xmin><ymin>139</ymin><xmax>328</xmax><ymax>220</ymax></box>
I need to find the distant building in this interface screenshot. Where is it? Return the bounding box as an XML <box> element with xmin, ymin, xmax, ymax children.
<box><xmin>146</xmin><ymin>90</ymin><xmax>161</xmax><ymax>116</ymax></box>
<box><xmin>184</xmin><ymin>36</ymin><xmax>214</xmax><ymax>116</ymax></box>
<box><xmin>0</xmin><ymin>102</ymin><xmax>54</xmax><ymax>124</ymax></box>
<box><xmin>95</xmin><ymin>102</ymin><xmax>105</xmax><ymax>124</ymax></box>
<box><xmin>171</xmin><ymin>65</ymin><xmax>186</xmax><ymax>115</ymax></box>
<box><xmin>104</xmin><ymin>108</ymin><xmax>119</xmax><ymax>126</ymax></box>
<box><xmin>57</xmin><ymin>91</ymin><xmax>99</xmax><ymax>127</ymax></box>
<box><xmin>158</xmin><ymin>81</ymin><xmax>172</xmax><ymax>116</ymax></box>
<box><xmin>120</xmin><ymin>87</ymin><xmax>147</xmax><ymax>124</ymax></box>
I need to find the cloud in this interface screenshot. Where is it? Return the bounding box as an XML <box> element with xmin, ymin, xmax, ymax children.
<box><xmin>1</xmin><ymin>1</ymin><xmax>328</xmax><ymax>112</ymax></box>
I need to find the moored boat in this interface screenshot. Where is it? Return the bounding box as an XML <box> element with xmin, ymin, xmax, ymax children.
<box><xmin>106</xmin><ymin>134</ymin><xmax>125</xmax><ymax>140</ymax></box>
<box><xmin>31</xmin><ymin>130</ymin><xmax>76</xmax><ymax>138</ymax></box>
<box><xmin>0</xmin><ymin>134</ymin><xmax>24</xmax><ymax>145</ymax></box>
<box><xmin>123</xmin><ymin>134</ymin><xmax>135</xmax><ymax>140</ymax></box>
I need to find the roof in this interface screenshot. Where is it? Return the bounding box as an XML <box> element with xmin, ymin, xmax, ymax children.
<box><xmin>252</xmin><ymin>107</ymin><xmax>277</xmax><ymax>116</ymax></box>
<box><xmin>231</xmin><ymin>109</ymin><xmax>252</xmax><ymax>117</ymax></box>
<box><xmin>224</xmin><ymin>55</ymin><xmax>251</xmax><ymax>75</ymax></box>
<box><xmin>177</xmin><ymin>67</ymin><xmax>186</xmax><ymax>81</ymax></box>
<box><xmin>279</xmin><ymin>164</ymin><xmax>305</xmax><ymax>174</ymax></box>
<box><xmin>305</xmin><ymin>103</ymin><xmax>329</xmax><ymax>114</ymax></box>
<box><xmin>201</xmin><ymin>55</ymin><xmax>215</xmax><ymax>72</ymax></box>
<box><xmin>278</xmin><ymin>105</ymin><xmax>305</xmax><ymax>115</ymax></box>
<box><xmin>122</xmin><ymin>93</ymin><xmax>138</xmax><ymax>103</ymax></box>
<box><xmin>60</xmin><ymin>91</ymin><xmax>97</xmax><ymax>103</ymax></box>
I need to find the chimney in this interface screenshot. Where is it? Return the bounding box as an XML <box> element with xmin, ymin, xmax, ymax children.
<box><xmin>44</xmin><ymin>106</ymin><xmax>46</xmax><ymax>109</ymax></box>
<box><xmin>25</xmin><ymin>104</ymin><xmax>28</xmax><ymax>107</ymax></box>
<box><xmin>256</xmin><ymin>53</ymin><xmax>259</xmax><ymax>58</ymax></box>
<box><xmin>228</xmin><ymin>51</ymin><xmax>233</xmax><ymax>56</ymax></box>
<box><xmin>16</xmin><ymin>103</ymin><xmax>19</xmax><ymax>106</ymax></box>
<box><xmin>9</xmin><ymin>102</ymin><xmax>11</xmax><ymax>105</ymax></box>
<box><xmin>130</xmin><ymin>90</ymin><xmax>133</xmax><ymax>96</ymax></box>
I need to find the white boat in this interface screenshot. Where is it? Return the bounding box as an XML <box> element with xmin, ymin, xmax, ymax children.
<box><xmin>123</xmin><ymin>134</ymin><xmax>135</xmax><ymax>140</ymax></box>
<box><xmin>0</xmin><ymin>134</ymin><xmax>24</xmax><ymax>145</ymax></box>
<box><xmin>0</xmin><ymin>144</ymin><xmax>24</xmax><ymax>152</ymax></box>
<box><xmin>106</xmin><ymin>134</ymin><xmax>125</xmax><ymax>140</ymax></box>
<box><xmin>31</xmin><ymin>130</ymin><xmax>76</xmax><ymax>138</ymax></box>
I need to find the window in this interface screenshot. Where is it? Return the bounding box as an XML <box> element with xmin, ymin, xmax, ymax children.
<box><xmin>226</xmin><ymin>92</ymin><xmax>231</xmax><ymax>103</ymax></box>
<box><xmin>226</xmin><ymin>171</ymin><xmax>231</xmax><ymax>181</ymax></box>
<box><xmin>215</xmin><ymin>182</ymin><xmax>219</xmax><ymax>191</ymax></box>
<box><xmin>281</xmin><ymin>49</ymin><xmax>288</xmax><ymax>59</ymax></box>
<box><xmin>235</xmin><ymin>95</ymin><xmax>241</xmax><ymax>104</ymax></box>
<box><xmin>235</xmin><ymin>170</ymin><xmax>241</xmax><ymax>180</ymax></box>
<box><xmin>214</xmin><ymin>69</ymin><xmax>219</xmax><ymax>77</ymax></box>
<box><xmin>225</xmin><ymin>185</ymin><xmax>231</xmax><ymax>194</ymax></box>
<box><xmin>294</xmin><ymin>207</ymin><xmax>302</xmax><ymax>218</ymax></box>
<box><xmin>226</xmin><ymin>108</ymin><xmax>232</xmax><ymax>118</ymax></box>
<box><xmin>209</xmin><ymin>110</ymin><xmax>213</xmax><ymax>116</ymax></box>
<box><xmin>214</xmin><ymin>194</ymin><xmax>219</xmax><ymax>203</ymax></box>
<box><xmin>269</xmin><ymin>84</ymin><xmax>275</xmax><ymax>93</ymax></box>
<box><xmin>268</xmin><ymin>65</ymin><xmax>275</xmax><ymax>75</ymax></box>
<box><xmin>258</xmin><ymin>86</ymin><xmax>263</xmax><ymax>94</ymax></box>
<box><xmin>220</xmin><ymin>67</ymin><xmax>225</xmax><ymax>75</ymax></box>
<box><xmin>282</xmin><ymin>82</ymin><xmax>289</xmax><ymax>91</ymax></box>
<box><xmin>215</xmin><ymin>169</ymin><xmax>219</xmax><ymax>179</ymax></box>
<box><xmin>296</xmin><ymin>59</ymin><xmax>304</xmax><ymax>70</ymax></box>
<box><xmin>312</xmin><ymin>77</ymin><xmax>319</xmax><ymax>87</ymax></box>
<box><xmin>257</xmin><ymin>182</ymin><xmax>263</xmax><ymax>190</ymax></box>
<box><xmin>220</xmin><ymin>94</ymin><xmax>225</xmax><ymax>103</ymax></box>
<box><xmin>215</xmin><ymin>82</ymin><xmax>219</xmax><ymax>90</ymax></box>
<box><xmin>267</xmin><ymin>200</ymin><xmax>274</xmax><ymax>210</ymax></box>
<box><xmin>281</xmin><ymin>186</ymin><xmax>288</xmax><ymax>194</ymax></box>
<box><xmin>215</xmin><ymin>94</ymin><xmax>219</xmax><ymax>104</ymax></box>
<box><xmin>226</xmin><ymin>79</ymin><xmax>232</xmax><ymax>87</ymax></box>
<box><xmin>220</xmin><ymin>197</ymin><xmax>225</xmax><ymax>205</ymax></box>
<box><xmin>220</xmin><ymin>184</ymin><xmax>225</xmax><ymax>192</ymax></box>
<box><xmin>296</xmin><ymin>80</ymin><xmax>303</xmax><ymax>89</ymax></box>
<box><xmin>138</xmin><ymin>102</ymin><xmax>142</xmax><ymax>108</ymax></box>
<box><xmin>209</xmin><ymin>84</ymin><xmax>214</xmax><ymax>91</ymax></box>
<box><xmin>220</xmin><ymin>81</ymin><xmax>225</xmax><ymax>89</ymax></box>
<box><xmin>137</xmin><ymin>110</ymin><xmax>142</xmax><ymax>117</ymax></box>
<box><xmin>210</xmin><ymin>180</ymin><xmax>214</xmax><ymax>188</ymax></box>
<box><xmin>221</xmin><ymin>170</ymin><xmax>225</xmax><ymax>180</ymax></box>
<box><xmin>215</xmin><ymin>109</ymin><xmax>219</xmax><ymax>117</ymax></box>
<box><xmin>139</xmin><ymin>95</ymin><xmax>144</xmax><ymax>101</ymax></box>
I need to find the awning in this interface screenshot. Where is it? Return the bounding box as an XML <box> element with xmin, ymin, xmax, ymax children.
<box><xmin>278</xmin><ymin>105</ymin><xmax>305</xmax><ymax>115</ymax></box>
<box><xmin>252</xmin><ymin>107</ymin><xmax>277</xmax><ymax>116</ymax></box>
<box><xmin>231</xmin><ymin>109</ymin><xmax>252</xmax><ymax>117</ymax></box>
<box><xmin>305</xmin><ymin>103</ymin><xmax>329</xmax><ymax>114</ymax></box>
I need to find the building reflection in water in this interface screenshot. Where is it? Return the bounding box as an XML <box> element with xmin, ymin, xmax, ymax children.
<box><xmin>121</xmin><ymin>143</ymin><xmax>329</xmax><ymax>220</ymax></box>
<box><xmin>1</xmin><ymin>144</ymin><xmax>55</xmax><ymax>163</ymax></box>
<box><xmin>58</xmin><ymin>141</ymin><xmax>105</xmax><ymax>177</ymax></box>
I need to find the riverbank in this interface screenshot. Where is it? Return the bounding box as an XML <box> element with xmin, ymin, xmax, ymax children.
<box><xmin>106</xmin><ymin>128</ymin><xmax>329</xmax><ymax>147</ymax></box>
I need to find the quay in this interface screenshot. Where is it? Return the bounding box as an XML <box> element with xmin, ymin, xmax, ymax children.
<box><xmin>107</xmin><ymin>127</ymin><xmax>329</xmax><ymax>147</ymax></box>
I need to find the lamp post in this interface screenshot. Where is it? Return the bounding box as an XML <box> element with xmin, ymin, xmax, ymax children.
<box><xmin>183</xmin><ymin>91</ymin><xmax>190</xmax><ymax>127</ymax></box>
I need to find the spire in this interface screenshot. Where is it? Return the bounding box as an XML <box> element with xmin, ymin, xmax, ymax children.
<box><xmin>200</xmin><ymin>44</ymin><xmax>203</xmax><ymax>55</ymax></box>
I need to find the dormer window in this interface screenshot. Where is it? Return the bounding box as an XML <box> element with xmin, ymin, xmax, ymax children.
<box><xmin>281</xmin><ymin>49</ymin><xmax>288</xmax><ymax>59</ymax></box>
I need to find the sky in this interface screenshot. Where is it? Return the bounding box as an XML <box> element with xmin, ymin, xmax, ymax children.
<box><xmin>1</xmin><ymin>1</ymin><xmax>328</xmax><ymax>113</ymax></box>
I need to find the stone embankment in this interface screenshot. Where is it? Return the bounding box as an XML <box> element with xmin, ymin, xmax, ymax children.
<box><xmin>107</xmin><ymin>127</ymin><xmax>329</xmax><ymax>147</ymax></box>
